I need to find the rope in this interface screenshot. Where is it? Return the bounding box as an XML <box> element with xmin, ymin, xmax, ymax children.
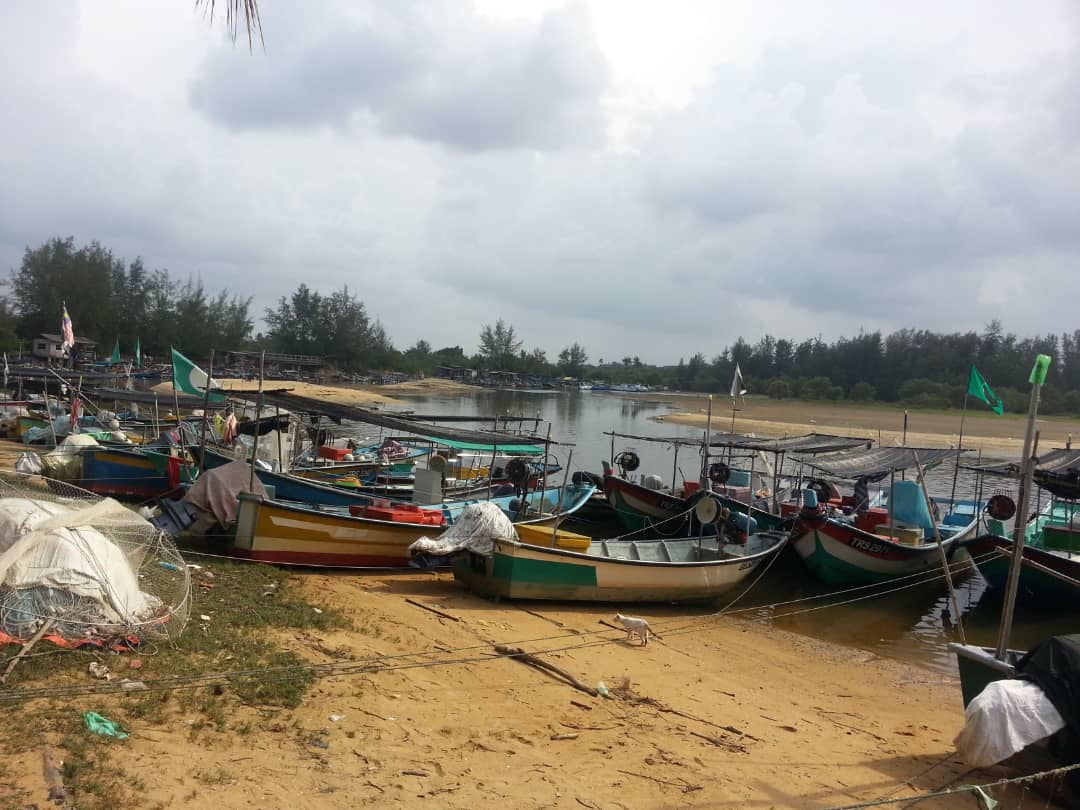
<box><xmin>820</xmin><ymin>762</ymin><xmax>1080</xmax><ymax>809</ymax></box>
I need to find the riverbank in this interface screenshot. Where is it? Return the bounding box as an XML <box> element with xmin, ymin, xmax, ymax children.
<box><xmin>2</xmin><ymin>564</ymin><xmax>1030</xmax><ymax>809</ymax></box>
<box><xmin>149</xmin><ymin>377</ymin><xmax>478</xmax><ymax>408</ymax></box>
<box><xmin>646</xmin><ymin>395</ymin><xmax>1080</xmax><ymax>457</ymax></box>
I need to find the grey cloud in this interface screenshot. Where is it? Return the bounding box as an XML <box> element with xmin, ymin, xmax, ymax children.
<box><xmin>189</xmin><ymin>2</ymin><xmax>610</xmax><ymax>151</ymax></box>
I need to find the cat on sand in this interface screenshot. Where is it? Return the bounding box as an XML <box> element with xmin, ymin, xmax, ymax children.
<box><xmin>614</xmin><ymin>613</ymin><xmax>652</xmax><ymax>646</ymax></box>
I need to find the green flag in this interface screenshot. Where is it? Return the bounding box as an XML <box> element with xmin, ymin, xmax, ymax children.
<box><xmin>967</xmin><ymin>365</ymin><xmax>1003</xmax><ymax>415</ymax></box>
<box><xmin>171</xmin><ymin>348</ymin><xmax>226</xmax><ymax>401</ymax></box>
<box><xmin>108</xmin><ymin>340</ymin><xmax>121</xmax><ymax>365</ymax></box>
<box><xmin>134</xmin><ymin>337</ymin><xmax>141</xmax><ymax>369</ymax></box>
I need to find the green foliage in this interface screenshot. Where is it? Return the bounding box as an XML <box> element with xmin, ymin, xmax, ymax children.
<box><xmin>264</xmin><ymin>284</ymin><xmax>394</xmax><ymax>371</ymax></box>
<box><xmin>766</xmin><ymin>378</ymin><xmax>791</xmax><ymax>399</ymax></box>
<box><xmin>801</xmin><ymin>376</ymin><xmax>844</xmax><ymax>400</ymax></box>
<box><xmin>478</xmin><ymin>319</ymin><xmax>523</xmax><ymax>368</ymax></box>
<box><xmin>558</xmin><ymin>342</ymin><xmax>588</xmax><ymax>377</ymax></box>
<box><xmin>849</xmin><ymin>381</ymin><xmax>877</xmax><ymax>401</ymax></box>
<box><xmin>8</xmin><ymin>237</ymin><xmax>253</xmax><ymax>358</ymax></box>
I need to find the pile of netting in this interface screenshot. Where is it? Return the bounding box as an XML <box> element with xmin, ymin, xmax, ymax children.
<box><xmin>0</xmin><ymin>472</ymin><xmax>190</xmax><ymax>651</ymax></box>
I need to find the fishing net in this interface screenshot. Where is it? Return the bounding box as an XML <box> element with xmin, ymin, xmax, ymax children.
<box><xmin>0</xmin><ymin>471</ymin><xmax>190</xmax><ymax>650</ymax></box>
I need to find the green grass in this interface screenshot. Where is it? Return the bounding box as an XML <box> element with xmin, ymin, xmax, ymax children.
<box><xmin>0</xmin><ymin>559</ymin><xmax>349</xmax><ymax>806</ymax></box>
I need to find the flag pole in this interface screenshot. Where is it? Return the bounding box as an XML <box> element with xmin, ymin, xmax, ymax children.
<box><xmin>700</xmin><ymin>394</ymin><xmax>713</xmax><ymax>488</ymax></box>
<box><xmin>249</xmin><ymin>350</ymin><xmax>266</xmax><ymax>491</ymax></box>
<box><xmin>947</xmin><ymin>390</ymin><xmax>969</xmax><ymax>513</ymax></box>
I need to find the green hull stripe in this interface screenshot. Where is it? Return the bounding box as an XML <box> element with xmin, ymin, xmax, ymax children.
<box><xmin>492</xmin><ymin>553</ymin><xmax>598</xmax><ymax>586</ymax></box>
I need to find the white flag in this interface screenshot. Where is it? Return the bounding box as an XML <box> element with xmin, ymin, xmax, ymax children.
<box><xmin>730</xmin><ymin>363</ymin><xmax>746</xmax><ymax>398</ymax></box>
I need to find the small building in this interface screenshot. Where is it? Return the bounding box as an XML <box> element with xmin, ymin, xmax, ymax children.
<box><xmin>32</xmin><ymin>333</ymin><xmax>97</xmax><ymax>362</ymax></box>
<box><xmin>434</xmin><ymin>365</ymin><xmax>477</xmax><ymax>381</ymax></box>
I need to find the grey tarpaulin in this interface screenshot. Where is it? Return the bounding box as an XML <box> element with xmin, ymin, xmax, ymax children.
<box><xmin>793</xmin><ymin>446</ymin><xmax>966</xmax><ymax>482</ymax></box>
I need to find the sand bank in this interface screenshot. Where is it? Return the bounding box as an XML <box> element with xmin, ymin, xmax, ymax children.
<box><xmin>6</xmin><ymin>569</ymin><xmax>1032</xmax><ymax>809</ymax></box>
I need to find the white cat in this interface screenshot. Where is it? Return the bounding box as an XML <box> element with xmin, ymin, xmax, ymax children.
<box><xmin>614</xmin><ymin>613</ymin><xmax>652</xmax><ymax>646</ymax></box>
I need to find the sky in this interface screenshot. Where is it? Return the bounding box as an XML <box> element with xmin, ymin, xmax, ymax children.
<box><xmin>1</xmin><ymin>1</ymin><xmax>1078</xmax><ymax>364</ymax></box>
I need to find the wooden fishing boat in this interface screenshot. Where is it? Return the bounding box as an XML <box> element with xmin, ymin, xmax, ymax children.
<box><xmin>452</xmin><ymin>526</ymin><xmax>788</xmax><ymax>602</ymax></box>
<box><xmin>787</xmin><ymin>447</ymin><xmax>982</xmax><ymax>585</ymax></box>
<box><xmin>230</xmin><ymin>483</ymin><xmax>597</xmax><ymax>567</ymax></box>
<box><xmin>75</xmin><ymin>446</ymin><xmax>188</xmax><ymax>498</ymax></box>
<box><xmin>962</xmin><ymin>454</ymin><xmax>1080</xmax><ymax>606</ymax></box>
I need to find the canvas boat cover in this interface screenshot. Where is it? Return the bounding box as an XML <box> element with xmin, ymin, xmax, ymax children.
<box><xmin>181</xmin><ymin>460</ymin><xmax>267</xmax><ymax>526</ymax></box>
<box><xmin>40</xmin><ymin>433</ymin><xmax>101</xmax><ymax>480</ymax></box>
<box><xmin>795</xmin><ymin>446</ymin><xmax>964</xmax><ymax>481</ymax></box>
<box><xmin>408</xmin><ymin>502</ymin><xmax>516</xmax><ymax>561</ymax></box>
<box><xmin>227</xmin><ymin>389</ymin><xmax>560</xmax><ymax>447</ymax></box>
<box><xmin>954</xmin><ymin>678</ymin><xmax>1065</xmax><ymax>767</ymax></box>
<box><xmin>1017</xmin><ymin>634</ymin><xmax>1080</xmax><ymax>735</ymax></box>
<box><xmin>90</xmin><ymin>388</ymin><xmax>229</xmax><ymax>409</ymax></box>
<box><xmin>968</xmin><ymin>448</ymin><xmax>1080</xmax><ymax>478</ymax></box>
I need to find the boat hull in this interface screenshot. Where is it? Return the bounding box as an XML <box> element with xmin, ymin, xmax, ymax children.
<box><xmin>790</xmin><ymin>512</ymin><xmax>969</xmax><ymax>585</ymax></box>
<box><xmin>453</xmin><ymin>532</ymin><xmax>787</xmax><ymax>602</ymax></box>
<box><xmin>77</xmin><ymin>447</ymin><xmax>176</xmax><ymax>498</ymax></box>
<box><xmin>965</xmin><ymin>535</ymin><xmax>1080</xmax><ymax>605</ymax></box>
<box><xmin>603</xmin><ymin>474</ymin><xmax>691</xmax><ymax>532</ymax></box>
<box><xmin>230</xmin><ymin>484</ymin><xmax>596</xmax><ymax>568</ymax></box>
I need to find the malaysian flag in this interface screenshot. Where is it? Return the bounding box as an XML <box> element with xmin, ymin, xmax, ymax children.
<box><xmin>61</xmin><ymin>303</ymin><xmax>75</xmax><ymax>350</ymax></box>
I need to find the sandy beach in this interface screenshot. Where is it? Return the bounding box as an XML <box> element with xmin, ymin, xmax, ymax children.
<box><xmin>5</xmin><ymin>568</ymin><xmax>1024</xmax><ymax>809</ymax></box>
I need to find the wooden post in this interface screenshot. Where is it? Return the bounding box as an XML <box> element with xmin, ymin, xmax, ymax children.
<box><xmin>249</xmin><ymin>351</ymin><xmax>266</xmax><ymax>491</ymax></box>
<box><xmin>913</xmin><ymin>450</ymin><xmax>966</xmax><ymax>644</ymax></box>
<box><xmin>948</xmin><ymin>392</ymin><xmax>970</xmax><ymax>516</ymax></box>
<box><xmin>552</xmin><ymin>448</ymin><xmax>574</xmax><ymax>545</ymax></box>
<box><xmin>275</xmin><ymin>404</ymin><xmax>284</xmax><ymax>471</ymax></box>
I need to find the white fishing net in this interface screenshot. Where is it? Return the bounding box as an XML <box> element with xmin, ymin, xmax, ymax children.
<box><xmin>0</xmin><ymin>471</ymin><xmax>190</xmax><ymax>648</ymax></box>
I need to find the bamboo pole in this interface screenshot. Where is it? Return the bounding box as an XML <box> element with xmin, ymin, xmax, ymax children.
<box><xmin>947</xmin><ymin>391</ymin><xmax>970</xmax><ymax>514</ymax></box>
<box><xmin>996</xmin><ymin>354</ymin><xmax>1051</xmax><ymax>660</ymax></box>
<box><xmin>913</xmin><ymin>450</ymin><xmax>965</xmax><ymax>644</ymax></box>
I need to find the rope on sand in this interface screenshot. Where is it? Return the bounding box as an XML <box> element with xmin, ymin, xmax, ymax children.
<box><xmin>821</xmin><ymin>761</ymin><xmax>1080</xmax><ymax>810</ymax></box>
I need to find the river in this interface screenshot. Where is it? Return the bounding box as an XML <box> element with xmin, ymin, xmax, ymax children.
<box><xmin>378</xmin><ymin>387</ymin><xmax>1075</xmax><ymax>674</ymax></box>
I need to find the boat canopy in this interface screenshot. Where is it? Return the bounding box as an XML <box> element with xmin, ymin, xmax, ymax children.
<box><xmin>413</xmin><ymin>437</ymin><xmax>545</xmax><ymax>455</ymax></box>
<box><xmin>967</xmin><ymin>448</ymin><xmax>1080</xmax><ymax>479</ymax></box>
<box><xmin>227</xmin><ymin>389</ymin><xmax>564</xmax><ymax>448</ymax></box>
<box><xmin>795</xmin><ymin>446</ymin><xmax>965</xmax><ymax>481</ymax></box>
<box><xmin>708</xmin><ymin>432</ymin><xmax>872</xmax><ymax>455</ymax></box>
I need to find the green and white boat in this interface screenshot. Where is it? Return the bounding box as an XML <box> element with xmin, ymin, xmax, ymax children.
<box><xmin>453</xmin><ymin>527</ymin><xmax>788</xmax><ymax>603</ymax></box>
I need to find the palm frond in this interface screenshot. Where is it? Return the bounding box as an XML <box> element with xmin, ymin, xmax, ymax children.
<box><xmin>196</xmin><ymin>0</ymin><xmax>264</xmax><ymax>52</ymax></box>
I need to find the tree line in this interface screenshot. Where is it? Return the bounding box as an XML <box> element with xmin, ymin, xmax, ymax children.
<box><xmin>5</xmin><ymin>237</ymin><xmax>1079</xmax><ymax>414</ymax></box>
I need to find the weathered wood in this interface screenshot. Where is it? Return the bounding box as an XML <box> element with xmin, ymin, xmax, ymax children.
<box><xmin>1</xmin><ymin>619</ymin><xmax>53</xmax><ymax>685</ymax></box>
<box><xmin>494</xmin><ymin>644</ymin><xmax>598</xmax><ymax>697</ymax></box>
<box><xmin>569</xmin><ymin>699</ymin><xmax>594</xmax><ymax>711</ymax></box>
<box><xmin>688</xmin><ymin>730</ymin><xmax>747</xmax><ymax>752</ymax></box>
<box><xmin>550</xmin><ymin>732</ymin><xmax>579</xmax><ymax>741</ymax></box>
<box><xmin>405</xmin><ymin>598</ymin><xmax>460</xmax><ymax>622</ymax></box>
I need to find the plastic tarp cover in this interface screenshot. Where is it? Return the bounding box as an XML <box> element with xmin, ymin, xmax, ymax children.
<box><xmin>409</xmin><ymin>502</ymin><xmax>516</xmax><ymax>559</ymax></box>
<box><xmin>954</xmin><ymin>678</ymin><xmax>1066</xmax><ymax>767</ymax></box>
<box><xmin>181</xmin><ymin>460</ymin><xmax>267</xmax><ymax>526</ymax></box>
<box><xmin>0</xmin><ymin>497</ymin><xmax>161</xmax><ymax>625</ymax></box>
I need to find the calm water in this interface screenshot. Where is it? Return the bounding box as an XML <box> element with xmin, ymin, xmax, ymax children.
<box><xmin>382</xmin><ymin>388</ymin><xmax>1077</xmax><ymax>674</ymax></box>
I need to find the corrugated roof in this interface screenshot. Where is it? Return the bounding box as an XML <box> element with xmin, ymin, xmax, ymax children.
<box><xmin>709</xmin><ymin>432</ymin><xmax>872</xmax><ymax>454</ymax></box>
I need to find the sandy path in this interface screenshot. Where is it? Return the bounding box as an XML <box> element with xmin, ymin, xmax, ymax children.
<box><xmin>68</xmin><ymin>570</ymin><xmax>1026</xmax><ymax>810</ymax></box>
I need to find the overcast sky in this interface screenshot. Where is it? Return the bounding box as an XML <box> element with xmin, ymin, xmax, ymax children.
<box><xmin>2</xmin><ymin>1</ymin><xmax>1078</xmax><ymax>363</ymax></box>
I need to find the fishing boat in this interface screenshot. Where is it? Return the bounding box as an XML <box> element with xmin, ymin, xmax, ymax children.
<box><xmin>230</xmin><ymin>482</ymin><xmax>596</xmax><ymax>567</ymax></box>
<box><xmin>961</xmin><ymin>449</ymin><xmax>1080</xmax><ymax>606</ymax></box>
<box><xmin>787</xmin><ymin>446</ymin><xmax>985</xmax><ymax>585</ymax></box>
<box><xmin>452</xmin><ymin>522</ymin><xmax>788</xmax><ymax>602</ymax></box>
<box><xmin>600</xmin><ymin>432</ymin><xmax>868</xmax><ymax>533</ymax></box>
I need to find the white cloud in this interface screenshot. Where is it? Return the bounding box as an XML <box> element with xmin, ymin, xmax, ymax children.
<box><xmin>1</xmin><ymin>0</ymin><xmax>1078</xmax><ymax>365</ymax></box>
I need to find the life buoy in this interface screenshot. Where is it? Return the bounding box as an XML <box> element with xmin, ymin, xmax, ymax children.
<box><xmin>615</xmin><ymin>450</ymin><xmax>641</xmax><ymax>473</ymax></box>
<box><xmin>986</xmin><ymin>494</ymin><xmax>1016</xmax><ymax>521</ymax></box>
<box><xmin>708</xmin><ymin>462</ymin><xmax>730</xmax><ymax>484</ymax></box>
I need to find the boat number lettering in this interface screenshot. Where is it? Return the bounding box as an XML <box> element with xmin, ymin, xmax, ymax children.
<box><xmin>849</xmin><ymin>537</ymin><xmax>887</xmax><ymax>555</ymax></box>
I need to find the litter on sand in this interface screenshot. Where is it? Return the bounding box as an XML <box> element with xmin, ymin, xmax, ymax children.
<box><xmin>83</xmin><ymin>711</ymin><xmax>129</xmax><ymax>739</ymax></box>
